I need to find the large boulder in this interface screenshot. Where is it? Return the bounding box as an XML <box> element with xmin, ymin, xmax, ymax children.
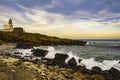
<box><xmin>16</xmin><ymin>42</ymin><xmax>33</xmax><ymax>49</ymax></box>
<box><xmin>53</xmin><ymin>53</ymin><xmax>69</xmax><ymax>67</ymax></box>
<box><xmin>68</xmin><ymin>57</ymin><xmax>77</xmax><ymax>68</ymax></box>
<box><xmin>91</xmin><ymin>66</ymin><xmax>102</xmax><ymax>74</ymax></box>
<box><xmin>31</xmin><ymin>49</ymin><xmax>48</xmax><ymax>57</ymax></box>
<box><xmin>54</xmin><ymin>53</ymin><xmax>69</xmax><ymax>62</ymax></box>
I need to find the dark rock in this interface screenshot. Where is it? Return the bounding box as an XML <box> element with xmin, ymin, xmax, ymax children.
<box><xmin>108</xmin><ymin>67</ymin><xmax>120</xmax><ymax>80</ymax></box>
<box><xmin>91</xmin><ymin>66</ymin><xmax>102</xmax><ymax>74</ymax></box>
<box><xmin>68</xmin><ymin>57</ymin><xmax>77</xmax><ymax>67</ymax></box>
<box><xmin>53</xmin><ymin>53</ymin><xmax>69</xmax><ymax>67</ymax></box>
<box><xmin>41</xmin><ymin>58</ymin><xmax>54</xmax><ymax>65</ymax></box>
<box><xmin>102</xmin><ymin>70</ymin><xmax>115</xmax><ymax>80</ymax></box>
<box><xmin>32</xmin><ymin>49</ymin><xmax>48</xmax><ymax>57</ymax></box>
<box><xmin>78</xmin><ymin>58</ymin><xmax>83</xmax><ymax>63</ymax></box>
<box><xmin>54</xmin><ymin>53</ymin><xmax>69</xmax><ymax>62</ymax></box>
<box><xmin>16</xmin><ymin>42</ymin><xmax>33</xmax><ymax>49</ymax></box>
<box><xmin>77</xmin><ymin>65</ymin><xmax>91</xmax><ymax>74</ymax></box>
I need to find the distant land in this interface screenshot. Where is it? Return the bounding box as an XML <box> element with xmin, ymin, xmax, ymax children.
<box><xmin>0</xmin><ymin>31</ymin><xmax>86</xmax><ymax>46</ymax></box>
<box><xmin>75</xmin><ymin>39</ymin><xmax>120</xmax><ymax>41</ymax></box>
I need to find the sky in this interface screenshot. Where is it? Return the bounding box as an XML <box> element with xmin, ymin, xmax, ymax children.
<box><xmin>0</xmin><ymin>0</ymin><xmax>120</xmax><ymax>39</ymax></box>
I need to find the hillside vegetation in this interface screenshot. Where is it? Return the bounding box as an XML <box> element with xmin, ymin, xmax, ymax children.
<box><xmin>0</xmin><ymin>31</ymin><xmax>86</xmax><ymax>46</ymax></box>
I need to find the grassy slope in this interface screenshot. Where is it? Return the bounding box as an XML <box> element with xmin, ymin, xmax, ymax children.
<box><xmin>0</xmin><ymin>31</ymin><xmax>86</xmax><ymax>46</ymax></box>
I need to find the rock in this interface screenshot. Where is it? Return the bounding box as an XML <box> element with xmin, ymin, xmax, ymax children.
<box><xmin>78</xmin><ymin>58</ymin><xmax>83</xmax><ymax>63</ymax></box>
<box><xmin>68</xmin><ymin>57</ymin><xmax>77</xmax><ymax>68</ymax></box>
<box><xmin>108</xmin><ymin>67</ymin><xmax>120</xmax><ymax>80</ymax></box>
<box><xmin>77</xmin><ymin>65</ymin><xmax>91</xmax><ymax>75</ymax></box>
<box><xmin>41</xmin><ymin>58</ymin><xmax>54</xmax><ymax>65</ymax></box>
<box><xmin>102</xmin><ymin>70</ymin><xmax>114</xmax><ymax>80</ymax></box>
<box><xmin>91</xmin><ymin>66</ymin><xmax>102</xmax><ymax>74</ymax></box>
<box><xmin>16</xmin><ymin>42</ymin><xmax>33</xmax><ymax>49</ymax></box>
<box><xmin>32</xmin><ymin>49</ymin><xmax>48</xmax><ymax>57</ymax></box>
<box><xmin>53</xmin><ymin>53</ymin><xmax>69</xmax><ymax>67</ymax></box>
<box><xmin>54</xmin><ymin>53</ymin><xmax>68</xmax><ymax>62</ymax></box>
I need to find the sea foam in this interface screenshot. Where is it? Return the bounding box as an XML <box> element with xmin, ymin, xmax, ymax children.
<box><xmin>15</xmin><ymin>46</ymin><xmax>120</xmax><ymax>71</ymax></box>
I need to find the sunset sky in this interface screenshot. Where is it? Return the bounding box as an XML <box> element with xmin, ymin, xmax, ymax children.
<box><xmin>0</xmin><ymin>0</ymin><xmax>120</xmax><ymax>39</ymax></box>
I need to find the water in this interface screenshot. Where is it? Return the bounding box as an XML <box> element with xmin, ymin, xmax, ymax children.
<box><xmin>37</xmin><ymin>40</ymin><xmax>120</xmax><ymax>60</ymax></box>
<box><xmin>35</xmin><ymin>40</ymin><xmax>120</xmax><ymax>70</ymax></box>
<box><xmin>16</xmin><ymin>40</ymin><xmax>120</xmax><ymax>70</ymax></box>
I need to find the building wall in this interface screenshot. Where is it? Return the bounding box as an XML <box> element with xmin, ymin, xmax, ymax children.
<box><xmin>3</xmin><ymin>24</ymin><xmax>13</xmax><ymax>32</ymax></box>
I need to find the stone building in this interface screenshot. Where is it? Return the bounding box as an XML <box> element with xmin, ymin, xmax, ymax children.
<box><xmin>13</xmin><ymin>27</ymin><xmax>24</xmax><ymax>35</ymax></box>
<box><xmin>3</xmin><ymin>18</ymin><xmax>13</xmax><ymax>32</ymax></box>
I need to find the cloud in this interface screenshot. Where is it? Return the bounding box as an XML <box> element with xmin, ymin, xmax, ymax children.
<box><xmin>106</xmin><ymin>22</ymin><xmax>120</xmax><ymax>27</ymax></box>
<box><xmin>0</xmin><ymin>0</ymin><xmax>120</xmax><ymax>39</ymax></box>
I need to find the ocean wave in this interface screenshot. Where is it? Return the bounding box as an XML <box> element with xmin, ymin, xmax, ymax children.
<box><xmin>15</xmin><ymin>46</ymin><xmax>120</xmax><ymax>71</ymax></box>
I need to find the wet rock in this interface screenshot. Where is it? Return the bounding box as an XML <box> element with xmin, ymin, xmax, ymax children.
<box><xmin>91</xmin><ymin>66</ymin><xmax>102</xmax><ymax>74</ymax></box>
<box><xmin>68</xmin><ymin>57</ymin><xmax>77</xmax><ymax>68</ymax></box>
<box><xmin>16</xmin><ymin>42</ymin><xmax>33</xmax><ymax>49</ymax></box>
<box><xmin>53</xmin><ymin>53</ymin><xmax>68</xmax><ymax>67</ymax></box>
<box><xmin>54</xmin><ymin>53</ymin><xmax>69</xmax><ymax>62</ymax></box>
<box><xmin>32</xmin><ymin>49</ymin><xmax>48</xmax><ymax>57</ymax></box>
<box><xmin>78</xmin><ymin>58</ymin><xmax>83</xmax><ymax>63</ymax></box>
<box><xmin>108</xmin><ymin>67</ymin><xmax>120</xmax><ymax>80</ymax></box>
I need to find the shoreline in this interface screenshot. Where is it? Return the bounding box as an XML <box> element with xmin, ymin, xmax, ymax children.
<box><xmin>0</xmin><ymin>44</ymin><xmax>120</xmax><ymax>80</ymax></box>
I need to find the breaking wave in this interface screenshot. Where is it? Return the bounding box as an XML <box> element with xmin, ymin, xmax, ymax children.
<box><xmin>37</xmin><ymin>46</ymin><xmax>120</xmax><ymax>71</ymax></box>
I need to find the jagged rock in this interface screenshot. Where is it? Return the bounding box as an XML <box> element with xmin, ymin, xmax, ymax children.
<box><xmin>108</xmin><ymin>67</ymin><xmax>120</xmax><ymax>80</ymax></box>
<box><xmin>16</xmin><ymin>42</ymin><xmax>33</xmax><ymax>49</ymax></box>
<box><xmin>68</xmin><ymin>57</ymin><xmax>77</xmax><ymax>68</ymax></box>
<box><xmin>31</xmin><ymin>49</ymin><xmax>48</xmax><ymax>57</ymax></box>
<box><xmin>91</xmin><ymin>66</ymin><xmax>102</xmax><ymax>74</ymax></box>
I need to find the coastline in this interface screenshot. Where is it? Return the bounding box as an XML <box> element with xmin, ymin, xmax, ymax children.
<box><xmin>0</xmin><ymin>44</ymin><xmax>120</xmax><ymax>80</ymax></box>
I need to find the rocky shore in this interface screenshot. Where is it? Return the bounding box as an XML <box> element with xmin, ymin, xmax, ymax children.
<box><xmin>0</xmin><ymin>43</ymin><xmax>120</xmax><ymax>80</ymax></box>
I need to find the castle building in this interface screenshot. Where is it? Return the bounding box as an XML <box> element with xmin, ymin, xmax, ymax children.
<box><xmin>3</xmin><ymin>18</ymin><xmax>13</xmax><ymax>32</ymax></box>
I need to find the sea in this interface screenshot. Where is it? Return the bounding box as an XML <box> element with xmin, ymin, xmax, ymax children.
<box><xmin>36</xmin><ymin>40</ymin><xmax>120</xmax><ymax>71</ymax></box>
